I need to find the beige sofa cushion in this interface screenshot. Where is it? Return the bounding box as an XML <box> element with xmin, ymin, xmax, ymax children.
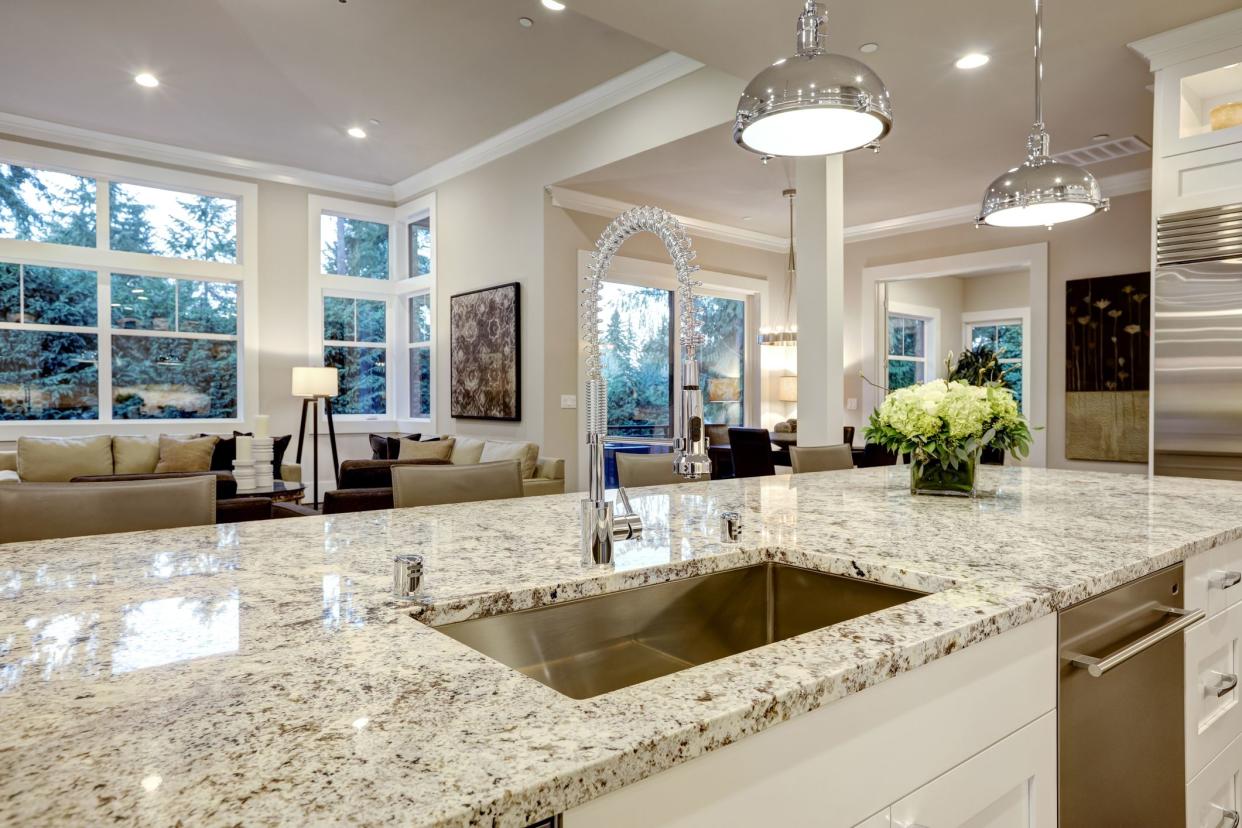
<box><xmin>113</xmin><ymin>435</ymin><xmax>161</xmax><ymax>474</ymax></box>
<box><xmin>397</xmin><ymin>437</ymin><xmax>456</xmax><ymax>462</ymax></box>
<box><xmin>449</xmin><ymin>435</ymin><xmax>486</xmax><ymax>465</ymax></box>
<box><xmin>0</xmin><ymin>470</ymin><xmax>19</xmax><ymax>485</ymax></box>
<box><xmin>154</xmin><ymin>435</ymin><xmax>219</xmax><ymax>473</ymax></box>
<box><xmin>480</xmin><ymin>440</ymin><xmax>538</xmax><ymax>479</ymax></box>
<box><xmin>16</xmin><ymin>435</ymin><xmax>114</xmax><ymax>482</ymax></box>
<box><xmin>0</xmin><ymin>451</ymin><xmax>16</xmax><ymax>473</ymax></box>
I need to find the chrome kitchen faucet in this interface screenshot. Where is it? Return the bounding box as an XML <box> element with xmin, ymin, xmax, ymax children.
<box><xmin>580</xmin><ymin>207</ymin><xmax>711</xmax><ymax>565</ymax></box>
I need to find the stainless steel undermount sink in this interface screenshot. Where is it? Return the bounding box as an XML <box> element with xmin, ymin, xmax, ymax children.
<box><xmin>429</xmin><ymin>563</ymin><xmax>926</xmax><ymax>699</ymax></box>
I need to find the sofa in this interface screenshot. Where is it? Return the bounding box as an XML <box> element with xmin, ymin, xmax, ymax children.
<box><xmin>0</xmin><ymin>434</ymin><xmax>301</xmax><ymax>485</ymax></box>
<box><xmin>366</xmin><ymin>434</ymin><xmax>564</xmax><ymax>497</ymax></box>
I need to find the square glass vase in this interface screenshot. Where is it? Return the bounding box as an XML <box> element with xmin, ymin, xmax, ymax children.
<box><xmin>909</xmin><ymin>451</ymin><xmax>979</xmax><ymax>498</ymax></box>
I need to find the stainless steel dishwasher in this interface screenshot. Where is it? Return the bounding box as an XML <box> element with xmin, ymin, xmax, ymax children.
<box><xmin>1059</xmin><ymin>563</ymin><xmax>1204</xmax><ymax>827</ymax></box>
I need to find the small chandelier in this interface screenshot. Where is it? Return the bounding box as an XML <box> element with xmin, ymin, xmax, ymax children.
<box><xmin>734</xmin><ymin>1</ymin><xmax>893</xmax><ymax>157</ymax></box>
<box><xmin>976</xmin><ymin>0</ymin><xmax>1108</xmax><ymax>228</ymax></box>
<box><xmin>759</xmin><ymin>189</ymin><xmax>799</xmax><ymax>347</ymax></box>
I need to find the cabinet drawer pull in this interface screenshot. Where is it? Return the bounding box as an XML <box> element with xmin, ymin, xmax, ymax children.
<box><xmin>1210</xmin><ymin>571</ymin><xmax>1242</xmax><ymax>591</ymax></box>
<box><xmin>1212</xmin><ymin>804</ymin><xmax>1240</xmax><ymax>828</ymax></box>
<box><xmin>1209</xmin><ymin>672</ymin><xmax>1239</xmax><ymax>698</ymax></box>
<box><xmin>1065</xmin><ymin>606</ymin><xmax>1205</xmax><ymax>677</ymax></box>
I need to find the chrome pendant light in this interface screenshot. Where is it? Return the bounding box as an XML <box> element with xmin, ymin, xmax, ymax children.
<box><xmin>759</xmin><ymin>188</ymin><xmax>799</xmax><ymax>346</ymax></box>
<box><xmin>976</xmin><ymin>0</ymin><xmax>1109</xmax><ymax>228</ymax></box>
<box><xmin>734</xmin><ymin>1</ymin><xmax>892</xmax><ymax>157</ymax></box>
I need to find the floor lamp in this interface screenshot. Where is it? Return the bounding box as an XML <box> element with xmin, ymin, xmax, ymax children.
<box><xmin>293</xmin><ymin>366</ymin><xmax>340</xmax><ymax>509</ymax></box>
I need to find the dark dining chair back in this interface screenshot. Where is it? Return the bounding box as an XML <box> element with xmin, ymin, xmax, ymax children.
<box><xmin>705</xmin><ymin>423</ymin><xmax>732</xmax><ymax>448</ymax></box>
<box><xmin>859</xmin><ymin>442</ymin><xmax>898</xmax><ymax>468</ymax></box>
<box><xmin>843</xmin><ymin>425</ymin><xmax>856</xmax><ymax>446</ymax></box>
<box><xmin>728</xmin><ymin>427</ymin><xmax>776</xmax><ymax>478</ymax></box>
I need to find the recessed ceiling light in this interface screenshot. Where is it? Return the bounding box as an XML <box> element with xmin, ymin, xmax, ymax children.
<box><xmin>955</xmin><ymin>53</ymin><xmax>990</xmax><ymax>70</ymax></box>
<box><xmin>541</xmin><ymin>0</ymin><xmax>566</xmax><ymax>9</ymax></box>
<box><xmin>518</xmin><ymin>16</ymin><xmax>533</xmax><ymax>27</ymax></box>
<box><xmin>1091</xmin><ymin>133</ymin><xmax>1111</xmax><ymax>142</ymax></box>
<box><xmin>347</xmin><ymin>126</ymin><xmax>367</xmax><ymax>139</ymax></box>
<box><xmin>368</xmin><ymin>118</ymin><xmax>381</xmax><ymax>126</ymax></box>
<box><xmin>134</xmin><ymin>72</ymin><xmax>159</xmax><ymax>88</ymax></box>
<box><xmin>859</xmin><ymin>43</ymin><xmax>879</xmax><ymax>54</ymax></box>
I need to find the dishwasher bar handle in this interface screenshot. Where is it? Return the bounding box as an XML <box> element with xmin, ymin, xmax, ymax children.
<box><xmin>1066</xmin><ymin>605</ymin><xmax>1205</xmax><ymax>678</ymax></box>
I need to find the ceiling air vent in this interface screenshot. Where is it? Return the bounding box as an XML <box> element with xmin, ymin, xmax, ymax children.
<box><xmin>1050</xmin><ymin>135</ymin><xmax>1151</xmax><ymax>167</ymax></box>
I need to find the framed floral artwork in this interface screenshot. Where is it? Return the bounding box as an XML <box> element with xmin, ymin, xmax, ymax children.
<box><xmin>450</xmin><ymin>282</ymin><xmax>520</xmax><ymax>421</ymax></box>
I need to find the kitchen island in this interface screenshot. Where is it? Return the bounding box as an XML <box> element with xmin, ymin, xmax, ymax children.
<box><xmin>3</xmin><ymin>467</ymin><xmax>1242</xmax><ymax>826</ymax></box>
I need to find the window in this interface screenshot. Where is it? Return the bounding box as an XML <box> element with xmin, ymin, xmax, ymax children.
<box><xmin>408</xmin><ymin>215</ymin><xmax>431</xmax><ymax>278</ymax></box>
<box><xmin>966</xmin><ymin>319</ymin><xmax>1025</xmax><ymax>410</ymax></box>
<box><xmin>109</xmin><ymin>182</ymin><xmax>237</xmax><ymax>263</ymax></box>
<box><xmin>600</xmin><ymin>282</ymin><xmax>673</xmax><ymax>438</ymax></box>
<box><xmin>111</xmin><ymin>274</ymin><xmax>238</xmax><ymax>419</ymax></box>
<box><xmin>0</xmin><ymin>262</ymin><xmax>98</xmax><ymax>420</ymax></box>
<box><xmin>408</xmin><ymin>293</ymin><xmax>431</xmax><ymax>418</ymax></box>
<box><xmin>0</xmin><ymin>143</ymin><xmax>255</xmax><ymax>432</ymax></box>
<box><xmin>696</xmin><ymin>294</ymin><xmax>746</xmax><ymax>426</ymax></box>
<box><xmin>310</xmin><ymin>194</ymin><xmax>435</xmax><ymax>428</ymax></box>
<box><xmin>320</xmin><ymin>214</ymin><xmax>389</xmax><ymax>279</ymax></box>
<box><xmin>0</xmin><ymin>163</ymin><xmax>96</xmax><ymax>248</ymax></box>
<box><xmin>887</xmin><ymin>313</ymin><xmax>928</xmax><ymax>390</ymax></box>
<box><xmin>322</xmin><ymin>296</ymin><xmax>387</xmax><ymax>415</ymax></box>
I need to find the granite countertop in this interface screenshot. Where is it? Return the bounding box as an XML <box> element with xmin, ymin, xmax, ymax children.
<box><xmin>3</xmin><ymin>467</ymin><xmax>1242</xmax><ymax>826</ymax></box>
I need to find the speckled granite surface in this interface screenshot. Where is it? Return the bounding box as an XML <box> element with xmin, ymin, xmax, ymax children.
<box><xmin>3</xmin><ymin>467</ymin><xmax>1242</xmax><ymax>826</ymax></box>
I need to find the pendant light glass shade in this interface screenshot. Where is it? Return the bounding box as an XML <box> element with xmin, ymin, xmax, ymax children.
<box><xmin>976</xmin><ymin>0</ymin><xmax>1108</xmax><ymax>228</ymax></box>
<box><xmin>735</xmin><ymin>2</ymin><xmax>892</xmax><ymax>157</ymax></box>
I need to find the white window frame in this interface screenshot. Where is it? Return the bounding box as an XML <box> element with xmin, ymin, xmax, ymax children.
<box><xmin>885</xmin><ymin>301</ymin><xmax>940</xmax><ymax>391</ymax></box>
<box><xmin>961</xmin><ymin>307</ymin><xmax>1031</xmax><ymax>414</ymax></box>
<box><xmin>307</xmin><ymin>193</ymin><xmax>435</xmax><ymax>434</ymax></box>
<box><xmin>0</xmin><ymin>138</ymin><xmax>258</xmax><ymax>439</ymax></box>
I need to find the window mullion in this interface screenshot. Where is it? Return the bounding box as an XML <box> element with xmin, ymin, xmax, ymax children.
<box><xmin>98</xmin><ymin>271</ymin><xmax>113</xmax><ymax>424</ymax></box>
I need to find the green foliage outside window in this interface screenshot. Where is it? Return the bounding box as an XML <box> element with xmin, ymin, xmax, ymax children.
<box><xmin>321</xmin><ymin>215</ymin><xmax>389</xmax><ymax>280</ymax></box>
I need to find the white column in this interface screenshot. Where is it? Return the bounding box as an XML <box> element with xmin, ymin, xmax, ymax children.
<box><xmin>794</xmin><ymin>156</ymin><xmax>845</xmax><ymax>447</ymax></box>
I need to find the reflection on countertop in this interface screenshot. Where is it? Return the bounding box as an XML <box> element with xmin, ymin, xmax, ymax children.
<box><xmin>2</xmin><ymin>467</ymin><xmax>1242</xmax><ymax>827</ymax></box>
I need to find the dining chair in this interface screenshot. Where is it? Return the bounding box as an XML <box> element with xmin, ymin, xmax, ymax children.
<box><xmin>858</xmin><ymin>443</ymin><xmax>899</xmax><ymax>468</ymax></box>
<box><xmin>616</xmin><ymin>452</ymin><xmax>686</xmax><ymax>488</ymax></box>
<box><xmin>0</xmin><ymin>476</ymin><xmax>216</xmax><ymax>544</ymax></box>
<box><xmin>705</xmin><ymin>423</ymin><xmax>731</xmax><ymax>448</ymax></box>
<box><xmin>790</xmin><ymin>444</ymin><xmax>854</xmax><ymax>474</ymax></box>
<box><xmin>391</xmin><ymin>459</ymin><xmax>523</xmax><ymax>508</ymax></box>
<box><xmin>727</xmin><ymin>427</ymin><xmax>776</xmax><ymax>478</ymax></box>
<box><xmin>843</xmin><ymin>425</ymin><xmax>856</xmax><ymax>446</ymax></box>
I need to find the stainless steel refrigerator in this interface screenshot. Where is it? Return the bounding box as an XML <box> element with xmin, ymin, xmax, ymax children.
<box><xmin>1155</xmin><ymin>203</ymin><xmax>1242</xmax><ymax>479</ymax></box>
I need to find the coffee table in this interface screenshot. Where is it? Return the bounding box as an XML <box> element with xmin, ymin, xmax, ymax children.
<box><xmin>234</xmin><ymin>480</ymin><xmax>307</xmax><ymax>504</ymax></box>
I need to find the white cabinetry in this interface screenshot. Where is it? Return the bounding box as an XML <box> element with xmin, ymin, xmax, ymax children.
<box><xmin>564</xmin><ymin>616</ymin><xmax>1056</xmax><ymax>828</ymax></box>
<box><xmin>1130</xmin><ymin>10</ymin><xmax>1242</xmax><ymax>216</ymax></box>
<box><xmin>890</xmin><ymin>712</ymin><xmax>1055</xmax><ymax>828</ymax></box>
<box><xmin>1187</xmin><ymin>546</ymin><xmax>1242</xmax><ymax>826</ymax></box>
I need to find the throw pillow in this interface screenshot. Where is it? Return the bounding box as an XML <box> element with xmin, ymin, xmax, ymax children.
<box><xmin>368</xmin><ymin>433</ymin><xmax>390</xmax><ymax>460</ymax></box>
<box><xmin>270</xmin><ymin>434</ymin><xmax>292</xmax><ymax>479</ymax></box>
<box><xmin>397</xmin><ymin>437</ymin><xmax>455</xmax><ymax>462</ymax></box>
<box><xmin>154</xmin><ymin>435</ymin><xmax>220</xmax><ymax>473</ymax></box>
<box><xmin>113</xmin><ymin>435</ymin><xmax>161</xmax><ymax>474</ymax></box>
<box><xmin>16</xmin><ymin>435</ymin><xmax>113</xmax><ymax>482</ymax></box>
<box><xmin>385</xmin><ymin>433</ymin><xmax>422</xmax><ymax>461</ymax></box>
<box><xmin>449</xmin><ymin>435</ymin><xmax>486</xmax><ymax>465</ymax></box>
<box><xmin>479</xmin><ymin>441</ymin><xmax>538</xmax><ymax>479</ymax></box>
<box><xmin>207</xmin><ymin>432</ymin><xmax>253</xmax><ymax>472</ymax></box>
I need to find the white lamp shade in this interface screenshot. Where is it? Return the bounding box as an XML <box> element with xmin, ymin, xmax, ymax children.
<box><xmin>779</xmin><ymin>375</ymin><xmax>798</xmax><ymax>403</ymax></box>
<box><xmin>292</xmin><ymin>366</ymin><xmax>339</xmax><ymax>398</ymax></box>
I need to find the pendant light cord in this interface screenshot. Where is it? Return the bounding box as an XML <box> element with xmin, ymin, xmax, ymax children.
<box><xmin>1033</xmin><ymin>0</ymin><xmax>1044</xmax><ymax>130</ymax></box>
<box><xmin>783</xmin><ymin>189</ymin><xmax>797</xmax><ymax>330</ymax></box>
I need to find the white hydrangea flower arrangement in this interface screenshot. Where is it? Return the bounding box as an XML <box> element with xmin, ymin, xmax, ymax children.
<box><xmin>865</xmin><ymin>379</ymin><xmax>1033</xmax><ymax>495</ymax></box>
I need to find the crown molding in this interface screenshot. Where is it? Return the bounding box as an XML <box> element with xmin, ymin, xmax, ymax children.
<box><xmin>846</xmin><ymin>167</ymin><xmax>1152</xmax><ymax>242</ymax></box>
<box><xmin>548</xmin><ymin>185</ymin><xmax>788</xmax><ymax>253</ymax></box>
<box><xmin>393</xmin><ymin>52</ymin><xmax>704</xmax><ymax>201</ymax></box>
<box><xmin>0</xmin><ymin>111</ymin><xmax>393</xmax><ymax>200</ymax></box>
<box><xmin>552</xmin><ymin>167</ymin><xmax>1153</xmax><ymax>251</ymax></box>
<box><xmin>1129</xmin><ymin>8</ymin><xmax>1242</xmax><ymax>71</ymax></box>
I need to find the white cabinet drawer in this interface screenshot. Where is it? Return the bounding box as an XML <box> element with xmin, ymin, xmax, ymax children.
<box><xmin>1186</xmin><ymin>600</ymin><xmax>1242</xmax><ymax>781</ymax></box>
<box><xmin>1186</xmin><ymin>538</ymin><xmax>1242</xmax><ymax>622</ymax></box>
<box><xmin>889</xmin><ymin>711</ymin><xmax>1055</xmax><ymax>828</ymax></box>
<box><xmin>1188</xmin><ymin>729</ymin><xmax>1242</xmax><ymax>828</ymax></box>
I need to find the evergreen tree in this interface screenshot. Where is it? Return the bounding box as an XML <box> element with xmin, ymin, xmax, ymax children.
<box><xmin>108</xmin><ymin>182</ymin><xmax>154</xmax><ymax>254</ymax></box>
<box><xmin>42</xmin><ymin>177</ymin><xmax>96</xmax><ymax>248</ymax></box>
<box><xmin>0</xmin><ymin>164</ymin><xmax>45</xmax><ymax>239</ymax></box>
<box><xmin>167</xmin><ymin>195</ymin><xmax>237</xmax><ymax>263</ymax></box>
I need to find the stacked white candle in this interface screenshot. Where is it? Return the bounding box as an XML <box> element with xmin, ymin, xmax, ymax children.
<box><xmin>251</xmin><ymin>416</ymin><xmax>275</xmax><ymax>488</ymax></box>
<box><xmin>233</xmin><ymin>435</ymin><xmax>258</xmax><ymax>491</ymax></box>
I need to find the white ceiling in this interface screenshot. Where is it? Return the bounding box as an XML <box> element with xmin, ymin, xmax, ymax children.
<box><xmin>560</xmin><ymin>0</ymin><xmax>1239</xmax><ymax>229</ymax></box>
<box><xmin>0</xmin><ymin>0</ymin><xmax>662</xmax><ymax>184</ymax></box>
